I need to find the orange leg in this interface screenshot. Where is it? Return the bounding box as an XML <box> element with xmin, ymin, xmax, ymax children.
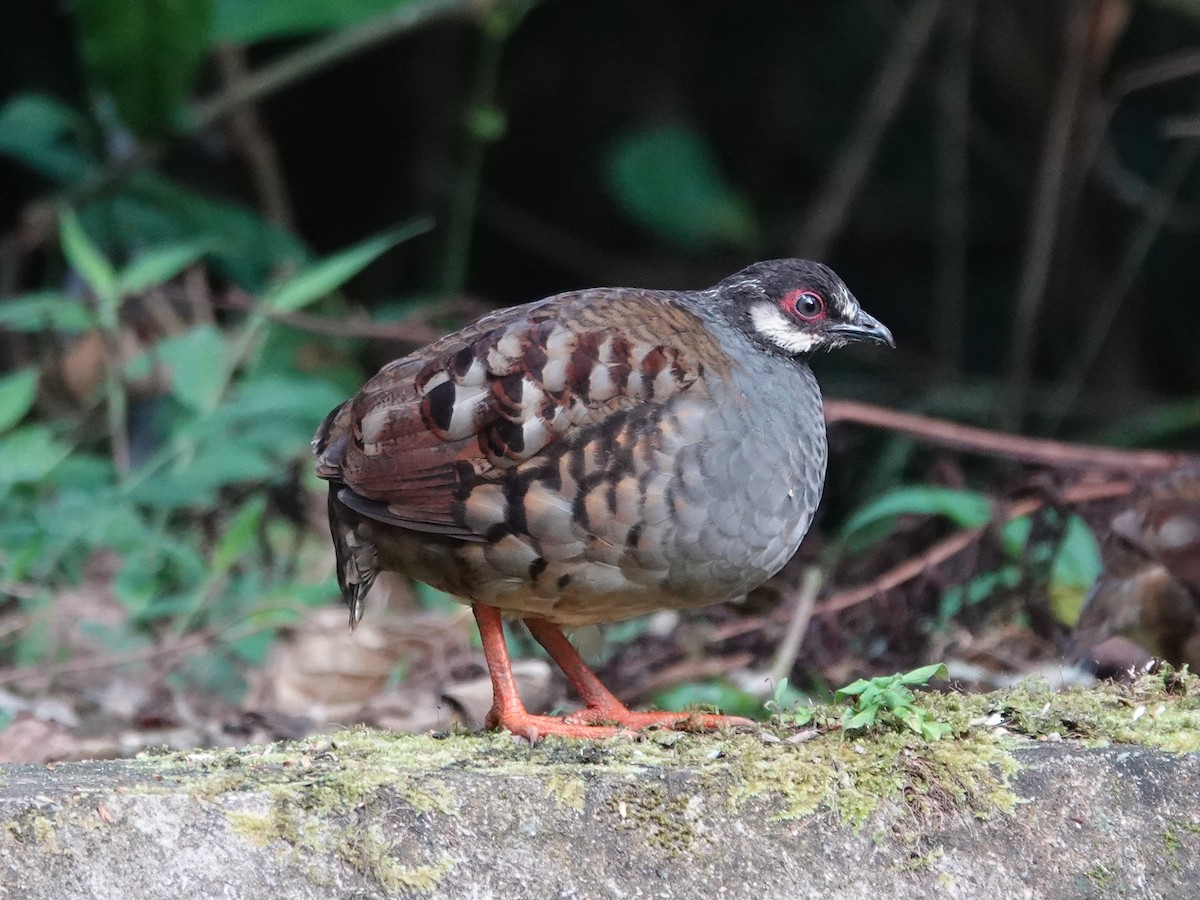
<box><xmin>523</xmin><ymin>617</ymin><xmax>753</xmax><ymax>732</ymax></box>
<box><xmin>472</xmin><ymin>603</ymin><xmax>627</xmax><ymax>741</ymax></box>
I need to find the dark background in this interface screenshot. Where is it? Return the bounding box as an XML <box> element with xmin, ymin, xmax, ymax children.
<box><xmin>0</xmin><ymin>0</ymin><xmax>1197</xmax><ymax>757</ymax></box>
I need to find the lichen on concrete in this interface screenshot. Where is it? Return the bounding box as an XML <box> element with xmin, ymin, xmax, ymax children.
<box><xmin>162</xmin><ymin>664</ymin><xmax>1200</xmax><ymax>858</ymax></box>
<box><xmin>3</xmin><ymin>667</ymin><xmax>1197</xmax><ymax>898</ymax></box>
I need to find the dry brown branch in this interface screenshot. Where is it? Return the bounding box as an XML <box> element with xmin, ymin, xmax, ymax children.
<box><xmin>623</xmin><ymin>653</ymin><xmax>755</xmax><ymax>706</ymax></box>
<box><xmin>215</xmin><ymin>289</ymin><xmax>487</xmax><ymax>345</ymax></box>
<box><xmin>813</xmin><ymin>479</ymin><xmax>1135</xmax><ymax>617</ymax></box>
<box><xmin>1080</xmin><ymin>46</ymin><xmax>1200</xmax><ymax>227</ymax></box>
<box><xmin>1110</xmin><ymin>46</ymin><xmax>1200</xmax><ymax>99</ymax></box>
<box><xmin>933</xmin><ymin>0</ymin><xmax>974</xmax><ymax>377</ymax></box>
<box><xmin>794</xmin><ymin>0</ymin><xmax>947</xmax><ymax>257</ymax></box>
<box><xmin>0</xmin><ymin>630</ymin><xmax>219</xmax><ymax>688</ymax></box>
<box><xmin>214</xmin><ymin>45</ymin><xmax>296</xmax><ymax>230</ymax></box>
<box><xmin>64</xmin><ymin>0</ymin><xmax>486</xmax><ymax>210</ymax></box>
<box><xmin>1050</xmin><ymin>136</ymin><xmax>1200</xmax><ymax>428</ymax></box>
<box><xmin>765</xmin><ymin>567</ymin><xmax>822</xmax><ymax>689</ymax></box>
<box><xmin>824</xmin><ymin>400</ymin><xmax>1192</xmax><ymax>472</ymax></box>
<box><xmin>1002</xmin><ymin>2</ymin><xmax>1100</xmax><ymax>430</ymax></box>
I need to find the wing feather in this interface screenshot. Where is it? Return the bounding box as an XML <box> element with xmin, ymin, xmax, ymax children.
<box><xmin>313</xmin><ymin>288</ymin><xmax>729</xmax><ymax>539</ymax></box>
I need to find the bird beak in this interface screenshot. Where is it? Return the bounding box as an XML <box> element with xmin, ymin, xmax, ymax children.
<box><xmin>831</xmin><ymin>309</ymin><xmax>895</xmax><ymax>348</ymax></box>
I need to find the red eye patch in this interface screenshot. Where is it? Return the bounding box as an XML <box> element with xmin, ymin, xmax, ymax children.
<box><xmin>781</xmin><ymin>289</ymin><xmax>826</xmax><ymax>321</ymax></box>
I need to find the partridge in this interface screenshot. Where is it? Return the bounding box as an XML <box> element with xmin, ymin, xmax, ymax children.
<box><xmin>313</xmin><ymin>259</ymin><xmax>893</xmax><ymax>739</ymax></box>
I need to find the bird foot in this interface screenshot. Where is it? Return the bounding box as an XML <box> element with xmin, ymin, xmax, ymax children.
<box><xmin>484</xmin><ymin>706</ymin><xmax>752</xmax><ymax>743</ymax></box>
<box><xmin>562</xmin><ymin>705</ymin><xmax>754</xmax><ymax>732</ymax></box>
<box><xmin>484</xmin><ymin>708</ymin><xmax>633</xmax><ymax>742</ymax></box>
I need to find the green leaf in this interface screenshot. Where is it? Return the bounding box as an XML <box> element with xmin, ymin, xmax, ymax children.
<box><xmin>117</xmin><ymin>240</ymin><xmax>212</xmax><ymax>295</ymax></box>
<box><xmin>1052</xmin><ymin>516</ymin><xmax>1103</xmax><ymax>590</ymax></box>
<box><xmin>1049</xmin><ymin>516</ymin><xmax>1103</xmax><ymax>627</ymax></box>
<box><xmin>606</xmin><ymin>125</ymin><xmax>759</xmax><ymax>251</ymax></box>
<box><xmin>0</xmin><ymin>94</ymin><xmax>95</xmax><ymax>183</ymax></box>
<box><xmin>45</xmin><ymin>453</ymin><xmax>116</xmax><ymax>491</ymax></box>
<box><xmin>228</xmin><ymin>630</ymin><xmax>273</xmax><ymax>666</ymax></box>
<box><xmin>118</xmin><ymin>172</ymin><xmax>308</xmax><ymax>289</ymax></box>
<box><xmin>897</xmin><ymin>663</ymin><xmax>948</xmax><ymax>686</ymax></box>
<box><xmin>155</xmin><ymin>325</ymin><xmax>228</xmax><ymax>411</ymax></box>
<box><xmin>938</xmin><ymin>567</ymin><xmax>1020</xmax><ymax>621</ymax></box>
<box><xmin>841</xmin><ymin>487</ymin><xmax>993</xmax><ymax>545</ymax></box>
<box><xmin>649</xmin><ymin>679</ymin><xmax>764</xmax><ymax>720</ymax></box>
<box><xmin>262</xmin><ymin>218</ymin><xmax>434</xmax><ymax>313</ymax></box>
<box><xmin>0</xmin><ymin>292</ymin><xmax>94</xmax><ymax>332</ymax></box>
<box><xmin>841</xmin><ymin>706</ymin><xmax>878</xmax><ymax>730</ymax></box>
<box><xmin>834</xmin><ymin>678</ymin><xmax>872</xmax><ymax>699</ymax></box>
<box><xmin>75</xmin><ymin>0</ymin><xmax>215</xmax><ymax>136</ymax></box>
<box><xmin>59</xmin><ymin>207</ymin><xmax>117</xmax><ymax>301</ymax></box>
<box><xmin>114</xmin><ymin>551</ymin><xmax>161</xmax><ymax>618</ymax></box>
<box><xmin>920</xmin><ymin>719</ymin><xmax>951</xmax><ymax>741</ymax></box>
<box><xmin>0</xmin><ymin>426</ymin><xmax>71</xmax><ymax>490</ymax></box>
<box><xmin>212</xmin><ymin>495</ymin><xmax>266</xmax><ymax>575</ymax></box>
<box><xmin>127</xmin><ymin>446</ymin><xmax>276</xmax><ymax>508</ymax></box>
<box><xmin>893</xmin><ymin>706</ymin><xmax>921</xmax><ymax>733</ymax></box>
<box><xmin>1001</xmin><ymin>515</ymin><xmax>1031</xmax><ymax>558</ymax></box>
<box><xmin>213</xmin><ymin>0</ymin><xmax>409</xmax><ymax>42</ymax></box>
<box><xmin>0</xmin><ymin>368</ymin><xmax>39</xmax><ymax>434</ymax></box>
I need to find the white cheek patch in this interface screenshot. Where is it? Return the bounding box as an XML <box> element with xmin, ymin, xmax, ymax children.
<box><xmin>837</xmin><ymin>283</ymin><xmax>859</xmax><ymax>320</ymax></box>
<box><xmin>750</xmin><ymin>304</ymin><xmax>822</xmax><ymax>354</ymax></box>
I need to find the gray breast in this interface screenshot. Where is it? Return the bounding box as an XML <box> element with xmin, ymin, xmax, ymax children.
<box><xmin>659</xmin><ymin>344</ymin><xmax>827</xmax><ymax>602</ymax></box>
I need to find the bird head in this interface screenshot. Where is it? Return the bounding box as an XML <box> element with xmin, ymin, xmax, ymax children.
<box><xmin>714</xmin><ymin>258</ymin><xmax>894</xmax><ymax>356</ymax></box>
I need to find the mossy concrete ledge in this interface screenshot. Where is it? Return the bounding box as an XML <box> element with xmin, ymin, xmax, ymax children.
<box><xmin>2</xmin><ymin>677</ymin><xmax>1200</xmax><ymax>898</ymax></box>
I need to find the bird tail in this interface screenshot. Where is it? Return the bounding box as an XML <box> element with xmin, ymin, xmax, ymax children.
<box><xmin>326</xmin><ymin>484</ymin><xmax>379</xmax><ymax>629</ymax></box>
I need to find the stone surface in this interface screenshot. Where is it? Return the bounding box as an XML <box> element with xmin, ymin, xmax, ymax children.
<box><xmin>0</xmin><ymin>734</ymin><xmax>1197</xmax><ymax>899</ymax></box>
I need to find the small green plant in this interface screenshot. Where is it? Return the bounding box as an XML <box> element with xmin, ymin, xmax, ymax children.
<box><xmin>835</xmin><ymin>663</ymin><xmax>952</xmax><ymax>741</ymax></box>
<box><xmin>763</xmin><ymin>677</ymin><xmax>815</xmax><ymax>726</ymax></box>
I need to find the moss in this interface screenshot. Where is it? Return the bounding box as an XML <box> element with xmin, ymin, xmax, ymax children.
<box><xmin>544</xmin><ymin>775</ymin><xmax>587</xmax><ymax>812</ymax></box>
<box><xmin>606</xmin><ymin>782</ymin><xmax>706</xmax><ymax>857</ymax></box>
<box><xmin>337</xmin><ymin>826</ymin><xmax>455</xmax><ymax>894</ymax></box>
<box><xmin>917</xmin><ymin>667</ymin><xmax>1200</xmax><ymax>753</ymax></box>
<box><xmin>188</xmin><ymin>771</ymin><xmax>253</xmax><ymax>801</ymax></box>
<box><xmin>1084</xmin><ymin>862</ymin><xmax>1115</xmax><ymax>889</ymax></box>
<box><xmin>1163</xmin><ymin>819</ymin><xmax>1200</xmax><ymax>863</ymax></box>
<box><xmin>4</xmin><ymin>812</ymin><xmax>62</xmax><ymax>853</ymax></box>
<box><xmin>726</xmin><ymin>728</ymin><xmax>1017</xmax><ymax>830</ymax></box>
<box><xmin>227</xmin><ymin>810</ymin><xmax>282</xmax><ymax>847</ymax></box>
<box><xmin>128</xmin><ymin>666</ymin><xmax>1198</xmax><ymax>889</ymax></box>
<box><xmin>897</xmin><ymin>845</ymin><xmax>944</xmax><ymax>872</ymax></box>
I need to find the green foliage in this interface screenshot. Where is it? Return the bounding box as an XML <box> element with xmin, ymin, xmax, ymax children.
<box><xmin>0</xmin><ymin>369</ymin><xmax>40</xmax><ymax>434</ymax></box>
<box><xmin>840</xmin><ymin>486</ymin><xmax>1103</xmax><ymax>627</ymax></box>
<box><xmin>763</xmin><ymin>677</ymin><xmax>815</xmax><ymax>727</ymax></box>
<box><xmin>650</xmin><ymin>679</ymin><xmax>766</xmax><ymax>721</ymax></box>
<box><xmin>605</xmin><ymin>125</ymin><xmax>759</xmax><ymax>252</ymax></box>
<box><xmin>0</xmin><ymin>203</ymin><xmax>421</xmax><ymax>699</ymax></box>
<box><xmin>840</xmin><ymin>486</ymin><xmax>991</xmax><ymax>552</ymax></box>
<box><xmin>0</xmin><ymin>94</ymin><xmax>306</xmax><ymax>289</ymax></box>
<box><xmin>260</xmin><ymin>220</ymin><xmax>432</xmax><ymax>314</ymax></box>
<box><xmin>76</xmin><ymin>0</ymin><xmax>215</xmax><ymax>136</ymax></box>
<box><xmin>835</xmin><ymin>664</ymin><xmax>952</xmax><ymax>741</ymax></box>
<box><xmin>0</xmin><ymin>292</ymin><xmax>95</xmax><ymax>333</ymax></box>
<box><xmin>212</xmin><ymin>0</ymin><xmax>412</xmax><ymax>42</ymax></box>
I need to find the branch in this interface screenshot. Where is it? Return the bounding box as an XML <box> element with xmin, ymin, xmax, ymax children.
<box><xmin>793</xmin><ymin>0</ymin><xmax>946</xmax><ymax>257</ymax></box>
<box><xmin>189</xmin><ymin>0</ymin><xmax>489</xmax><ymax>131</ymax></box>
<box><xmin>824</xmin><ymin>400</ymin><xmax>1193</xmax><ymax>472</ymax></box>
<box><xmin>814</xmin><ymin>479</ymin><xmax>1135</xmax><ymax>617</ymax></box>
<box><xmin>64</xmin><ymin>0</ymin><xmax>492</xmax><ymax>209</ymax></box>
<box><xmin>1001</xmin><ymin>2</ymin><xmax>1099</xmax><ymax>430</ymax></box>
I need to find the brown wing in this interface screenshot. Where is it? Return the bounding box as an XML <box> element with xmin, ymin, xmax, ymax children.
<box><xmin>313</xmin><ymin>287</ymin><xmax>730</xmax><ymax>540</ymax></box>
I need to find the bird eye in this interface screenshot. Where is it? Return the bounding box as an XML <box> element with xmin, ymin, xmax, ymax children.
<box><xmin>782</xmin><ymin>289</ymin><xmax>825</xmax><ymax>321</ymax></box>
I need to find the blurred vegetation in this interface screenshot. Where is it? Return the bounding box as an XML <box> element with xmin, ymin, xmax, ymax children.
<box><xmin>1</xmin><ymin>0</ymin><xmax>1199</xmax><ymax>727</ymax></box>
